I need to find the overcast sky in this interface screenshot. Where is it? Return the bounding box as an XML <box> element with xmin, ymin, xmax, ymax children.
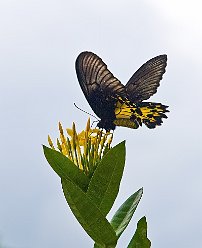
<box><xmin>0</xmin><ymin>0</ymin><xmax>202</xmax><ymax>247</ymax></box>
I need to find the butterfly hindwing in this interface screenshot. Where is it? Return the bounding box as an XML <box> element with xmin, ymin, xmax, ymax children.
<box><xmin>114</xmin><ymin>97</ymin><xmax>169</xmax><ymax>129</ymax></box>
<box><xmin>125</xmin><ymin>55</ymin><xmax>167</xmax><ymax>103</ymax></box>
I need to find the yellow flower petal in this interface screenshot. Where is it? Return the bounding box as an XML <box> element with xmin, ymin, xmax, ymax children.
<box><xmin>48</xmin><ymin>119</ymin><xmax>113</xmax><ymax>175</ymax></box>
<box><xmin>48</xmin><ymin>135</ymin><xmax>55</xmax><ymax>149</ymax></box>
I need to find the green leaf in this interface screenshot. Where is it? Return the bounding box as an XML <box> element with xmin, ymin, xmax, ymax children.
<box><xmin>93</xmin><ymin>243</ymin><xmax>116</xmax><ymax>248</ymax></box>
<box><xmin>127</xmin><ymin>216</ymin><xmax>151</xmax><ymax>248</ymax></box>
<box><xmin>62</xmin><ymin>178</ymin><xmax>118</xmax><ymax>247</ymax></box>
<box><xmin>93</xmin><ymin>243</ymin><xmax>101</xmax><ymax>248</ymax></box>
<box><xmin>87</xmin><ymin>141</ymin><xmax>126</xmax><ymax>216</ymax></box>
<box><xmin>110</xmin><ymin>188</ymin><xmax>143</xmax><ymax>238</ymax></box>
<box><xmin>43</xmin><ymin>145</ymin><xmax>89</xmax><ymax>191</ymax></box>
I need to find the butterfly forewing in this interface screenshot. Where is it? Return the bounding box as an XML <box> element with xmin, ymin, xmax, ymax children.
<box><xmin>75</xmin><ymin>52</ymin><xmax>126</xmax><ymax>119</ymax></box>
<box><xmin>126</xmin><ymin>55</ymin><xmax>167</xmax><ymax>103</ymax></box>
<box><xmin>76</xmin><ymin>52</ymin><xmax>125</xmax><ymax>99</ymax></box>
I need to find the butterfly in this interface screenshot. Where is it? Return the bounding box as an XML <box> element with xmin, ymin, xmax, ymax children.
<box><xmin>75</xmin><ymin>51</ymin><xmax>169</xmax><ymax>131</ymax></box>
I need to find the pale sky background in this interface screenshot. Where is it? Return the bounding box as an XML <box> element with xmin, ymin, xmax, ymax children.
<box><xmin>0</xmin><ymin>0</ymin><xmax>202</xmax><ymax>247</ymax></box>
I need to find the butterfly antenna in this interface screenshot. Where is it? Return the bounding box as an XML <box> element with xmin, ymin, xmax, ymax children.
<box><xmin>74</xmin><ymin>103</ymin><xmax>99</xmax><ymax>121</ymax></box>
<box><xmin>91</xmin><ymin>120</ymin><xmax>99</xmax><ymax>128</ymax></box>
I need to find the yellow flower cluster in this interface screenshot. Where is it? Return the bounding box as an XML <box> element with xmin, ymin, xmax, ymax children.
<box><xmin>48</xmin><ymin>119</ymin><xmax>113</xmax><ymax>175</ymax></box>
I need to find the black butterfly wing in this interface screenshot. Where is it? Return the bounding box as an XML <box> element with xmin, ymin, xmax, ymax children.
<box><xmin>125</xmin><ymin>55</ymin><xmax>167</xmax><ymax>103</ymax></box>
<box><xmin>75</xmin><ymin>51</ymin><xmax>126</xmax><ymax>119</ymax></box>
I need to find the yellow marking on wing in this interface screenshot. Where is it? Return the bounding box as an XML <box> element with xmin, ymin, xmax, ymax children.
<box><xmin>114</xmin><ymin>119</ymin><xmax>138</xmax><ymax>129</ymax></box>
<box><xmin>114</xmin><ymin>98</ymin><xmax>167</xmax><ymax>128</ymax></box>
<box><xmin>115</xmin><ymin>100</ymin><xmax>134</xmax><ymax>119</ymax></box>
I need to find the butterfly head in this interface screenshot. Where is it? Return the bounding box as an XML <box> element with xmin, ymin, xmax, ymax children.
<box><xmin>97</xmin><ymin>119</ymin><xmax>116</xmax><ymax>132</ymax></box>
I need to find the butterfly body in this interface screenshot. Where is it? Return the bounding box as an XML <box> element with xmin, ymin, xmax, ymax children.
<box><xmin>88</xmin><ymin>89</ymin><xmax>117</xmax><ymax>130</ymax></box>
<box><xmin>75</xmin><ymin>51</ymin><xmax>169</xmax><ymax>131</ymax></box>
